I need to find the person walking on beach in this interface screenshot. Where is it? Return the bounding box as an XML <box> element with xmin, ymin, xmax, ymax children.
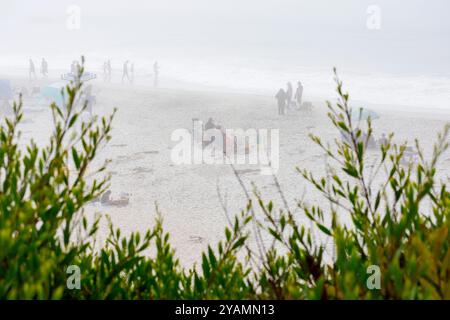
<box><xmin>286</xmin><ymin>82</ymin><xmax>293</xmax><ymax>110</ymax></box>
<box><xmin>41</xmin><ymin>58</ymin><xmax>48</xmax><ymax>78</ymax></box>
<box><xmin>130</xmin><ymin>62</ymin><xmax>135</xmax><ymax>84</ymax></box>
<box><xmin>122</xmin><ymin>60</ymin><xmax>130</xmax><ymax>83</ymax></box>
<box><xmin>295</xmin><ymin>81</ymin><xmax>303</xmax><ymax>109</ymax></box>
<box><xmin>29</xmin><ymin>59</ymin><xmax>37</xmax><ymax>80</ymax></box>
<box><xmin>153</xmin><ymin>61</ymin><xmax>159</xmax><ymax>87</ymax></box>
<box><xmin>275</xmin><ymin>88</ymin><xmax>287</xmax><ymax>115</ymax></box>
<box><xmin>107</xmin><ymin>60</ymin><xmax>112</xmax><ymax>82</ymax></box>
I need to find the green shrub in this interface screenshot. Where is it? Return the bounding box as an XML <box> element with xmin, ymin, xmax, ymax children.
<box><xmin>0</xmin><ymin>63</ymin><xmax>448</xmax><ymax>299</ymax></box>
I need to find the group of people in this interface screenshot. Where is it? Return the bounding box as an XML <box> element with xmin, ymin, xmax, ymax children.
<box><xmin>275</xmin><ymin>81</ymin><xmax>303</xmax><ymax>115</ymax></box>
<box><xmin>28</xmin><ymin>58</ymin><xmax>48</xmax><ymax>80</ymax></box>
<box><xmin>102</xmin><ymin>60</ymin><xmax>159</xmax><ymax>87</ymax></box>
<box><xmin>28</xmin><ymin>57</ymin><xmax>160</xmax><ymax>87</ymax></box>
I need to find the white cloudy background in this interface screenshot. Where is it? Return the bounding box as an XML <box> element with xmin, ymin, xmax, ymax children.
<box><xmin>1</xmin><ymin>0</ymin><xmax>449</xmax><ymax>108</ymax></box>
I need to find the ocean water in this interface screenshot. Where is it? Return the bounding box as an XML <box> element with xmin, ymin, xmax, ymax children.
<box><xmin>1</xmin><ymin>52</ymin><xmax>449</xmax><ymax>112</ymax></box>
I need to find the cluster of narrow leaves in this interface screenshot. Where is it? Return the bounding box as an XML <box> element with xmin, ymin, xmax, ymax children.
<box><xmin>253</xmin><ymin>69</ymin><xmax>450</xmax><ymax>299</ymax></box>
<box><xmin>0</xmin><ymin>64</ymin><xmax>448</xmax><ymax>299</ymax></box>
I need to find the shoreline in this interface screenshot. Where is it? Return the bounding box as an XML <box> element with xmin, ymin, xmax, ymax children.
<box><xmin>1</xmin><ymin>66</ymin><xmax>450</xmax><ymax>117</ymax></box>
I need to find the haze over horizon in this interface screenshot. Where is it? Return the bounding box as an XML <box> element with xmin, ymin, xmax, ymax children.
<box><xmin>1</xmin><ymin>0</ymin><xmax>449</xmax><ymax>109</ymax></box>
<box><xmin>1</xmin><ymin>0</ymin><xmax>449</xmax><ymax>73</ymax></box>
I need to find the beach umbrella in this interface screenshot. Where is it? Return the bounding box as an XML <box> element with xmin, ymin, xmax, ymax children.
<box><xmin>41</xmin><ymin>82</ymin><xmax>66</xmax><ymax>106</ymax></box>
<box><xmin>351</xmin><ymin>108</ymin><xmax>380</xmax><ymax>121</ymax></box>
<box><xmin>0</xmin><ymin>79</ymin><xmax>13</xmax><ymax>99</ymax></box>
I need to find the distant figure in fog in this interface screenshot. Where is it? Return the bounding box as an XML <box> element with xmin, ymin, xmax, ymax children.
<box><xmin>122</xmin><ymin>60</ymin><xmax>130</xmax><ymax>83</ymax></box>
<box><xmin>286</xmin><ymin>82</ymin><xmax>293</xmax><ymax>109</ymax></box>
<box><xmin>41</xmin><ymin>58</ymin><xmax>48</xmax><ymax>78</ymax></box>
<box><xmin>275</xmin><ymin>88</ymin><xmax>287</xmax><ymax>115</ymax></box>
<box><xmin>29</xmin><ymin>59</ymin><xmax>37</xmax><ymax>80</ymax></box>
<box><xmin>106</xmin><ymin>60</ymin><xmax>112</xmax><ymax>82</ymax></box>
<box><xmin>295</xmin><ymin>81</ymin><xmax>303</xmax><ymax>109</ymax></box>
<box><xmin>153</xmin><ymin>61</ymin><xmax>159</xmax><ymax>87</ymax></box>
<box><xmin>130</xmin><ymin>62</ymin><xmax>135</xmax><ymax>84</ymax></box>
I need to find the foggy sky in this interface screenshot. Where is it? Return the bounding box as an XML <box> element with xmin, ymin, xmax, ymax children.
<box><xmin>1</xmin><ymin>0</ymin><xmax>450</xmax><ymax>74</ymax></box>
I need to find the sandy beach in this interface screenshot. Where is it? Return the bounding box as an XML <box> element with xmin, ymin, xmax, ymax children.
<box><xmin>2</xmin><ymin>74</ymin><xmax>450</xmax><ymax>267</ymax></box>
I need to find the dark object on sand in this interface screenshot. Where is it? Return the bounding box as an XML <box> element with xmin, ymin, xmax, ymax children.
<box><xmin>100</xmin><ymin>190</ymin><xmax>130</xmax><ymax>207</ymax></box>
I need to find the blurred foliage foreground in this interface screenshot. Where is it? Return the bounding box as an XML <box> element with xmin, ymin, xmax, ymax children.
<box><xmin>0</xmin><ymin>63</ymin><xmax>449</xmax><ymax>299</ymax></box>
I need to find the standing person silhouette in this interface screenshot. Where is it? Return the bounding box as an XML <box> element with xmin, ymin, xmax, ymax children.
<box><xmin>29</xmin><ymin>59</ymin><xmax>37</xmax><ymax>80</ymax></box>
<box><xmin>286</xmin><ymin>82</ymin><xmax>293</xmax><ymax>110</ymax></box>
<box><xmin>130</xmin><ymin>62</ymin><xmax>135</xmax><ymax>84</ymax></box>
<box><xmin>153</xmin><ymin>61</ymin><xmax>159</xmax><ymax>87</ymax></box>
<box><xmin>107</xmin><ymin>60</ymin><xmax>112</xmax><ymax>82</ymax></box>
<box><xmin>41</xmin><ymin>58</ymin><xmax>48</xmax><ymax>78</ymax></box>
<box><xmin>122</xmin><ymin>60</ymin><xmax>130</xmax><ymax>83</ymax></box>
<box><xmin>295</xmin><ymin>81</ymin><xmax>303</xmax><ymax>109</ymax></box>
<box><xmin>275</xmin><ymin>88</ymin><xmax>287</xmax><ymax>115</ymax></box>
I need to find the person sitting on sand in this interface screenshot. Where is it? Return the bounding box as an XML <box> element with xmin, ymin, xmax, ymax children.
<box><xmin>204</xmin><ymin>117</ymin><xmax>222</xmax><ymax>148</ymax></box>
<box><xmin>275</xmin><ymin>88</ymin><xmax>287</xmax><ymax>115</ymax></box>
<box><xmin>100</xmin><ymin>190</ymin><xmax>129</xmax><ymax>207</ymax></box>
<box><xmin>205</xmin><ymin>117</ymin><xmax>219</xmax><ymax>131</ymax></box>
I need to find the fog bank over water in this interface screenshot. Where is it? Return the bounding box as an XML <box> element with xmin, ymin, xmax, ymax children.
<box><xmin>1</xmin><ymin>0</ymin><xmax>449</xmax><ymax>109</ymax></box>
